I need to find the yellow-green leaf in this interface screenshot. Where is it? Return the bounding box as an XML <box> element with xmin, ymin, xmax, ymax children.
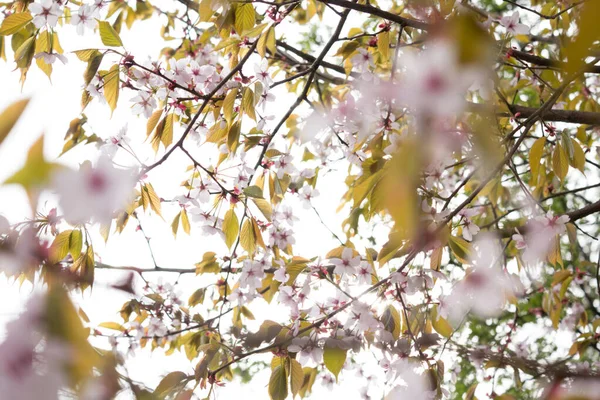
<box><xmin>448</xmin><ymin>235</ymin><xmax>472</xmax><ymax>264</ymax></box>
<box><xmin>223</xmin><ymin>88</ymin><xmax>237</xmax><ymax>124</ymax></box>
<box><xmin>235</xmin><ymin>4</ymin><xmax>256</xmax><ymax>35</ymax></box>
<box><xmin>4</xmin><ymin>135</ymin><xmax>57</xmax><ymax>205</ymax></box>
<box><xmin>98</xmin><ymin>20</ymin><xmax>123</xmax><ymax>47</ymax></box>
<box><xmin>242</xmin><ymin>87</ymin><xmax>256</xmax><ymax>121</ymax></box>
<box><xmin>0</xmin><ymin>98</ymin><xmax>29</xmax><ymax>146</ymax></box>
<box><xmin>223</xmin><ymin>209</ymin><xmax>239</xmax><ymax>249</ymax></box>
<box><xmin>563</xmin><ymin>0</ymin><xmax>600</xmax><ymax>74</ymax></box>
<box><xmin>268</xmin><ymin>365</ymin><xmax>288</xmax><ymax>400</ymax></box>
<box><xmin>552</xmin><ymin>142</ymin><xmax>569</xmax><ymax>181</ymax></box>
<box><xmin>378</xmin><ymin>31</ymin><xmax>389</xmax><ymax>61</ymax></box>
<box><xmin>181</xmin><ymin>208</ymin><xmax>191</xmax><ymax>234</ymax></box>
<box><xmin>240</xmin><ymin>218</ymin><xmax>257</xmax><ymax>254</ymax></box>
<box><xmin>252</xmin><ymin>198</ymin><xmax>272</xmax><ymax>221</ymax></box>
<box><xmin>323</xmin><ymin>345</ymin><xmax>346</xmax><ymax>381</ymax></box>
<box><xmin>103</xmin><ymin>64</ymin><xmax>120</xmax><ymax>113</ymax></box>
<box><xmin>155</xmin><ymin>371</ymin><xmax>188</xmax><ymax>397</ymax></box>
<box><xmin>290</xmin><ymin>359</ymin><xmax>304</xmax><ymax>397</ymax></box>
<box><xmin>529</xmin><ymin>136</ymin><xmax>546</xmax><ymax>185</ymax></box>
<box><xmin>431</xmin><ymin>305</ymin><xmax>453</xmax><ymax>338</ymax></box>
<box><xmin>0</xmin><ymin>12</ymin><xmax>32</xmax><ymax>36</ymax></box>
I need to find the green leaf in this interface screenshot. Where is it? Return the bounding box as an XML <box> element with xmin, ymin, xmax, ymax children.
<box><xmin>252</xmin><ymin>198</ymin><xmax>272</xmax><ymax>221</ymax></box>
<box><xmin>142</xmin><ymin>183</ymin><xmax>162</xmax><ymax>216</ymax></box>
<box><xmin>243</xmin><ymin>185</ymin><xmax>263</xmax><ymax>198</ymax></box>
<box><xmin>242</xmin><ymin>87</ymin><xmax>256</xmax><ymax>121</ymax></box>
<box><xmin>4</xmin><ymin>135</ymin><xmax>57</xmax><ymax>205</ymax></box>
<box><xmin>181</xmin><ymin>208</ymin><xmax>191</xmax><ymax>234</ymax></box>
<box><xmin>0</xmin><ymin>12</ymin><xmax>32</xmax><ymax>36</ymax></box>
<box><xmin>102</xmin><ymin>64</ymin><xmax>120</xmax><ymax>114</ymax></box>
<box><xmin>529</xmin><ymin>136</ymin><xmax>546</xmax><ymax>185</ymax></box>
<box><xmin>431</xmin><ymin>305</ymin><xmax>453</xmax><ymax>338</ymax></box>
<box><xmin>552</xmin><ymin>142</ymin><xmax>569</xmax><ymax>181</ymax></box>
<box><xmin>223</xmin><ymin>87</ymin><xmax>237</xmax><ymax>124</ymax></box>
<box><xmin>151</xmin><ymin>113</ymin><xmax>174</xmax><ymax>151</ymax></box>
<box><xmin>74</xmin><ymin>49</ymin><xmax>101</xmax><ymax>62</ymax></box>
<box><xmin>147</xmin><ymin>109</ymin><xmax>162</xmax><ymax>136</ymax></box>
<box><xmin>227</xmin><ymin>121</ymin><xmax>241</xmax><ymax>153</ymax></box>
<box><xmin>98</xmin><ymin>20</ymin><xmax>123</xmax><ymax>47</ymax></box>
<box><xmin>240</xmin><ymin>219</ymin><xmax>257</xmax><ymax>254</ymax></box>
<box><xmin>195</xmin><ymin>252</ymin><xmax>220</xmax><ymax>274</ymax></box>
<box><xmin>154</xmin><ymin>371</ymin><xmax>188</xmax><ymax>397</ymax></box>
<box><xmin>235</xmin><ymin>4</ymin><xmax>256</xmax><ymax>35</ymax></box>
<box><xmin>49</xmin><ymin>230</ymin><xmax>74</xmax><ymax>263</ymax></box>
<box><xmin>381</xmin><ymin>305</ymin><xmax>402</xmax><ymax>340</ymax></box>
<box><xmin>84</xmin><ymin>53</ymin><xmax>104</xmax><ymax>86</ymax></box>
<box><xmin>290</xmin><ymin>359</ymin><xmax>304</xmax><ymax>397</ymax></box>
<box><xmin>188</xmin><ymin>288</ymin><xmax>206</xmax><ymax>307</ymax></box>
<box><xmin>448</xmin><ymin>235</ymin><xmax>472</xmax><ymax>264</ymax></box>
<box><xmin>171</xmin><ymin>212</ymin><xmax>181</xmax><ymax>237</ymax></box>
<box><xmin>0</xmin><ymin>98</ymin><xmax>29</xmax><ymax>146</ymax></box>
<box><xmin>323</xmin><ymin>345</ymin><xmax>347</xmax><ymax>381</ymax></box>
<box><xmin>15</xmin><ymin>35</ymin><xmax>35</xmax><ymax>69</ymax></box>
<box><xmin>98</xmin><ymin>321</ymin><xmax>124</xmax><ymax>331</ymax></box>
<box><xmin>223</xmin><ymin>209</ymin><xmax>239</xmax><ymax>249</ymax></box>
<box><xmin>268</xmin><ymin>365</ymin><xmax>288</xmax><ymax>400</ymax></box>
<box><xmin>563</xmin><ymin>0</ymin><xmax>600</xmax><ymax>74</ymax></box>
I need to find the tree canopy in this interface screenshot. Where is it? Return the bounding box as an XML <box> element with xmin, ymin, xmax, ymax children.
<box><xmin>1</xmin><ymin>0</ymin><xmax>600</xmax><ymax>398</ymax></box>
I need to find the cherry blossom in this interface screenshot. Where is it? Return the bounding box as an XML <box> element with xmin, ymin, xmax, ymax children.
<box><xmin>277</xmin><ymin>285</ymin><xmax>298</xmax><ymax>313</ymax></box>
<box><xmin>131</xmin><ymin>91</ymin><xmax>157</xmax><ymax>118</ymax></box>
<box><xmin>51</xmin><ymin>156</ymin><xmax>138</xmax><ymax>225</ymax></box>
<box><xmin>239</xmin><ymin>260</ymin><xmax>266</xmax><ymax>291</ymax></box>
<box><xmin>330</xmin><ymin>247</ymin><xmax>361</xmax><ymax>276</ymax></box>
<box><xmin>71</xmin><ymin>5</ymin><xmax>97</xmax><ymax>35</ymax></box>
<box><xmin>500</xmin><ymin>11</ymin><xmax>530</xmax><ymax>35</ymax></box>
<box><xmin>458</xmin><ymin>207</ymin><xmax>481</xmax><ymax>241</ymax></box>
<box><xmin>34</xmin><ymin>52</ymin><xmax>68</xmax><ymax>65</ymax></box>
<box><xmin>273</xmin><ymin>267</ymin><xmax>290</xmax><ymax>283</ymax></box>
<box><xmin>29</xmin><ymin>0</ymin><xmax>62</xmax><ymax>28</ymax></box>
<box><xmin>287</xmin><ymin>337</ymin><xmax>323</xmax><ymax>365</ymax></box>
<box><xmin>253</xmin><ymin>60</ymin><xmax>273</xmax><ymax>85</ymax></box>
<box><xmin>101</xmin><ymin>125</ymin><xmax>129</xmax><ymax>158</ymax></box>
<box><xmin>356</xmin><ymin>261</ymin><xmax>373</xmax><ymax>285</ymax></box>
<box><xmin>298</xmin><ymin>184</ymin><xmax>319</xmax><ymax>208</ymax></box>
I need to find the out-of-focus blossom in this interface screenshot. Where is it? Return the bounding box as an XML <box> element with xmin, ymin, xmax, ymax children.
<box><xmin>52</xmin><ymin>156</ymin><xmax>137</xmax><ymax>225</ymax></box>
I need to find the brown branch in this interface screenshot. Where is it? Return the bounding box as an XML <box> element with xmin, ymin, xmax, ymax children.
<box><xmin>467</xmin><ymin>102</ymin><xmax>600</xmax><ymax>125</ymax></box>
<box><xmin>318</xmin><ymin>0</ymin><xmax>430</xmax><ymax>30</ymax></box>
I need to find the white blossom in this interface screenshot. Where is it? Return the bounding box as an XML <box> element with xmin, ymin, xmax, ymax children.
<box><xmin>52</xmin><ymin>156</ymin><xmax>137</xmax><ymax>225</ymax></box>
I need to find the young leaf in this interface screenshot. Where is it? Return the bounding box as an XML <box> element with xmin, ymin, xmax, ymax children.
<box><xmin>98</xmin><ymin>20</ymin><xmax>123</xmax><ymax>47</ymax></box>
<box><xmin>290</xmin><ymin>359</ymin><xmax>304</xmax><ymax>397</ymax></box>
<box><xmin>268</xmin><ymin>365</ymin><xmax>288</xmax><ymax>400</ymax></box>
<box><xmin>103</xmin><ymin>64</ymin><xmax>120</xmax><ymax>114</ymax></box>
<box><xmin>323</xmin><ymin>345</ymin><xmax>347</xmax><ymax>381</ymax></box>
<box><xmin>0</xmin><ymin>98</ymin><xmax>29</xmax><ymax>146</ymax></box>
<box><xmin>223</xmin><ymin>209</ymin><xmax>239</xmax><ymax>249</ymax></box>
<box><xmin>240</xmin><ymin>219</ymin><xmax>257</xmax><ymax>254</ymax></box>
<box><xmin>0</xmin><ymin>12</ymin><xmax>32</xmax><ymax>36</ymax></box>
<box><xmin>235</xmin><ymin>4</ymin><xmax>256</xmax><ymax>35</ymax></box>
<box><xmin>552</xmin><ymin>142</ymin><xmax>569</xmax><ymax>181</ymax></box>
